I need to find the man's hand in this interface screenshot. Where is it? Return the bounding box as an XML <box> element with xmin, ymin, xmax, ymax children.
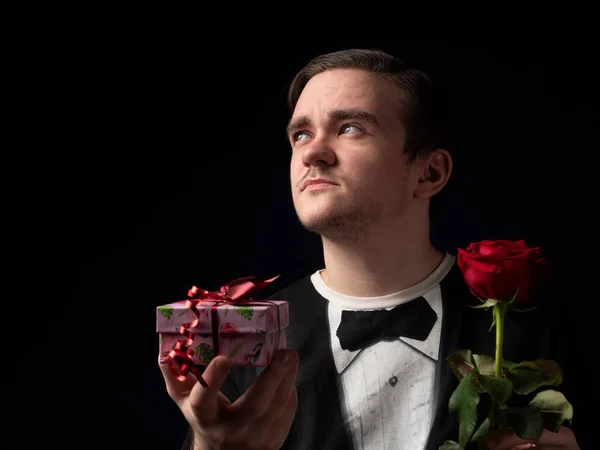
<box><xmin>159</xmin><ymin>349</ymin><xmax>299</xmax><ymax>450</ymax></box>
<box><xmin>484</xmin><ymin>426</ymin><xmax>580</xmax><ymax>450</ymax></box>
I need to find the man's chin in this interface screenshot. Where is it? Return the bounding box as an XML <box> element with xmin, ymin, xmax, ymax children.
<box><xmin>298</xmin><ymin>214</ymin><xmax>334</xmax><ymax>233</ymax></box>
<box><xmin>298</xmin><ymin>211</ymin><xmax>367</xmax><ymax>238</ymax></box>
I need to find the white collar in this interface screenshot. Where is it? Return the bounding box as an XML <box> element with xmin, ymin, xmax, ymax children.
<box><xmin>310</xmin><ymin>252</ymin><xmax>455</xmax><ymax>373</ymax></box>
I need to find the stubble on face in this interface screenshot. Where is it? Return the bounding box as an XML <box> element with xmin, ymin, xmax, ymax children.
<box><xmin>299</xmin><ymin>175</ymin><xmax>409</xmax><ymax>242</ymax></box>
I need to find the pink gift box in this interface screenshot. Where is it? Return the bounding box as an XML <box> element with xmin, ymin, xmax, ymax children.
<box><xmin>156</xmin><ymin>300</ymin><xmax>289</xmax><ymax>366</ymax></box>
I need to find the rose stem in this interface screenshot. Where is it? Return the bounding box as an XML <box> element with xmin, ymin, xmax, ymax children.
<box><xmin>491</xmin><ymin>301</ymin><xmax>507</xmax><ymax>430</ymax></box>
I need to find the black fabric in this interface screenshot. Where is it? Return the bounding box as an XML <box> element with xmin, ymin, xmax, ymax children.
<box><xmin>180</xmin><ymin>261</ymin><xmax>571</xmax><ymax>450</ymax></box>
<box><xmin>274</xmin><ymin>276</ymin><xmax>352</xmax><ymax>450</ymax></box>
<box><xmin>336</xmin><ymin>295</ymin><xmax>437</xmax><ymax>351</ymax></box>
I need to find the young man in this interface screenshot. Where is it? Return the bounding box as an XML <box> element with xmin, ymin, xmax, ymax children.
<box><xmin>160</xmin><ymin>49</ymin><xmax>579</xmax><ymax>449</ymax></box>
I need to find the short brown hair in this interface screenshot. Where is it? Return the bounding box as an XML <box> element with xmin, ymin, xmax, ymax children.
<box><xmin>287</xmin><ymin>48</ymin><xmax>454</xmax><ymax>219</ymax></box>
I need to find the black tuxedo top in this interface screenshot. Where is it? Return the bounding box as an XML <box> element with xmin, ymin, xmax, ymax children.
<box><xmin>181</xmin><ymin>261</ymin><xmax>569</xmax><ymax>449</ymax></box>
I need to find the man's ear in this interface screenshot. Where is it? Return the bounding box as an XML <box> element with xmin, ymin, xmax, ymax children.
<box><xmin>414</xmin><ymin>149</ymin><xmax>453</xmax><ymax>199</ymax></box>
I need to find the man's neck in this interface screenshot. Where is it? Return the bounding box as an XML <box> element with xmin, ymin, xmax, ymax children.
<box><xmin>320</xmin><ymin>222</ymin><xmax>444</xmax><ymax>298</ymax></box>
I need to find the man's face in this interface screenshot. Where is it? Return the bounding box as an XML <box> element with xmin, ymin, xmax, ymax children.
<box><xmin>288</xmin><ymin>68</ymin><xmax>419</xmax><ymax>239</ymax></box>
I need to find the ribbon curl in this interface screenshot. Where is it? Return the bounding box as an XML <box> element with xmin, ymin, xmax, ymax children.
<box><xmin>166</xmin><ymin>275</ymin><xmax>280</xmax><ymax>388</ymax></box>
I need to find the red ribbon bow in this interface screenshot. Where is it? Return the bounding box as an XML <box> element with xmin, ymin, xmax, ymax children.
<box><xmin>166</xmin><ymin>275</ymin><xmax>279</xmax><ymax>387</ymax></box>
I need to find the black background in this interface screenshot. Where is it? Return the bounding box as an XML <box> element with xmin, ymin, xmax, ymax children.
<box><xmin>4</xmin><ymin>11</ymin><xmax>597</xmax><ymax>450</ymax></box>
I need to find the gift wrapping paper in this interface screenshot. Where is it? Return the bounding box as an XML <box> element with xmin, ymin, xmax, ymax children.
<box><xmin>157</xmin><ymin>300</ymin><xmax>289</xmax><ymax>366</ymax></box>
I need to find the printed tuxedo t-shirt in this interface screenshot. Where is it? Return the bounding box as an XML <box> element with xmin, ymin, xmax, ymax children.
<box><xmin>310</xmin><ymin>253</ymin><xmax>456</xmax><ymax>450</ymax></box>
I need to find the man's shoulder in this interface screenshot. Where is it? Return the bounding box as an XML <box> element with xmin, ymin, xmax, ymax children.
<box><xmin>264</xmin><ymin>272</ymin><xmax>317</xmax><ymax>302</ymax></box>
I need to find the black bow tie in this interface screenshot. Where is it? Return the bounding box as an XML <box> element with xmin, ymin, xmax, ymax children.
<box><xmin>336</xmin><ymin>296</ymin><xmax>438</xmax><ymax>352</ymax></box>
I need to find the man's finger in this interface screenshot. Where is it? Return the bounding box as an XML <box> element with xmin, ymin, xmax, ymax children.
<box><xmin>265</xmin><ymin>385</ymin><xmax>298</xmax><ymax>446</ymax></box>
<box><xmin>485</xmin><ymin>428</ymin><xmax>535</xmax><ymax>450</ymax></box>
<box><xmin>535</xmin><ymin>426</ymin><xmax>579</xmax><ymax>448</ymax></box>
<box><xmin>188</xmin><ymin>355</ymin><xmax>233</xmax><ymax>413</ymax></box>
<box><xmin>281</xmin><ymin>385</ymin><xmax>298</xmax><ymax>426</ymax></box>
<box><xmin>274</xmin><ymin>384</ymin><xmax>297</xmax><ymax>434</ymax></box>
<box><xmin>231</xmin><ymin>349</ymin><xmax>297</xmax><ymax>420</ymax></box>
<box><xmin>158</xmin><ymin>354</ymin><xmax>198</xmax><ymax>404</ymax></box>
<box><xmin>264</xmin><ymin>350</ymin><xmax>299</xmax><ymax>419</ymax></box>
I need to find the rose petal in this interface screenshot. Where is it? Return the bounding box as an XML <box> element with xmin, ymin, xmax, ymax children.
<box><xmin>457</xmin><ymin>239</ymin><xmax>548</xmax><ymax>304</ymax></box>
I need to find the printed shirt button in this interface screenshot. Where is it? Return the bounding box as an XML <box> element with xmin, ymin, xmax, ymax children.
<box><xmin>389</xmin><ymin>375</ymin><xmax>398</xmax><ymax>387</ymax></box>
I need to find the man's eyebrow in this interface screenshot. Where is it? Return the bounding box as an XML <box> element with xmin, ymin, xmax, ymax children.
<box><xmin>330</xmin><ymin>108</ymin><xmax>380</xmax><ymax>126</ymax></box>
<box><xmin>286</xmin><ymin>116</ymin><xmax>311</xmax><ymax>138</ymax></box>
<box><xmin>286</xmin><ymin>108</ymin><xmax>380</xmax><ymax>137</ymax></box>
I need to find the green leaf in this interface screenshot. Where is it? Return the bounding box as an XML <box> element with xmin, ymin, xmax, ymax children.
<box><xmin>502</xmin><ymin>360</ymin><xmax>519</xmax><ymax>369</ymax></box>
<box><xmin>505</xmin><ymin>360</ymin><xmax>563</xmax><ymax>395</ymax></box>
<box><xmin>251</xmin><ymin>345</ymin><xmax>262</xmax><ymax>363</ymax></box>
<box><xmin>528</xmin><ymin>389</ymin><xmax>573</xmax><ymax>431</ymax></box>
<box><xmin>449</xmin><ymin>372</ymin><xmax>480</xmax><ymax>449</ymax></box>
<box><xmin>469</xmin><ymin>298</ymin><xmax>499</xmax><ymax>309</ymax></box>
<box><xmin>508</xmin><ymin>287</ymin><xmax>521</xmax><ymax>304</ymax></box>
<box><xmin>533</xmin><ymin>360</ymin><xmax>563</xmax><ymax>384</ymax></box>
<box><xmin>509</xmin><ymin>304</ymin><xmax>539</xmax><ymax>313</ymax></box>
<box><xmin>194</xmin><ymin>343</ymin><xmax>215</xmax><ymax>364</ymax></box>
<box><xmin>472</xmin><ymin>354</ymin><xmax>496</xmax><ymax>376</ymax></box>
<box><xmin>540</xmin><ymin>410</ymin><xmax>570</xmax><ymax>432</ymax></box>
<box><xmin>235</xmin><ymin>306</ymin><xmax>254</xmax><ymax>320</ymax></box>
<box><xmin>477</xmin><ymin>375</ymin><xmax>513</xmax><ymax>404</ymax></box>
<box><xmin>471</xmin><ymin>417</ymin><xmax>491</xmax><ymax>441</ymax></box>
<box><xmin>502</xmin><ymin>406</ymin><xmax>544</xmax><ymax>440</ymax></box>
<box><xmin>447</xmin><ymin>349</ymin><xmax>475</xmax><ymax>380</ymax></box>
<box><xmin>438</xmin><ymin>441</ymin><xmax>461</xmax><ymax>450</ymax></box>
<box><xmin>157</xmin><ymin>305</ymin><xmax>173</xmax><ymax>320</ymax></box>
<box><xmin>488</xmin><ymin>312</ymin><xmax>496</xmax><ymax>332</ymax></box>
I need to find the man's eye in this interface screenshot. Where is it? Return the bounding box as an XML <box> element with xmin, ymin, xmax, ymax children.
<box><xmin>341</xmin><ymin>124</ymin><xmax>360</xmax><ymax>134</ymax></box>
<box><xmin>294</xmin><ymin>131</ymin><xmax>309</xmax><ymax>141</ymax></box>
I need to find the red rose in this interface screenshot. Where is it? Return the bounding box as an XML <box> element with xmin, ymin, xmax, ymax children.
<box><xmin>457</xmin><ymin>239</ymin><xmax>549</xmax><ymax>304</ymax></box>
